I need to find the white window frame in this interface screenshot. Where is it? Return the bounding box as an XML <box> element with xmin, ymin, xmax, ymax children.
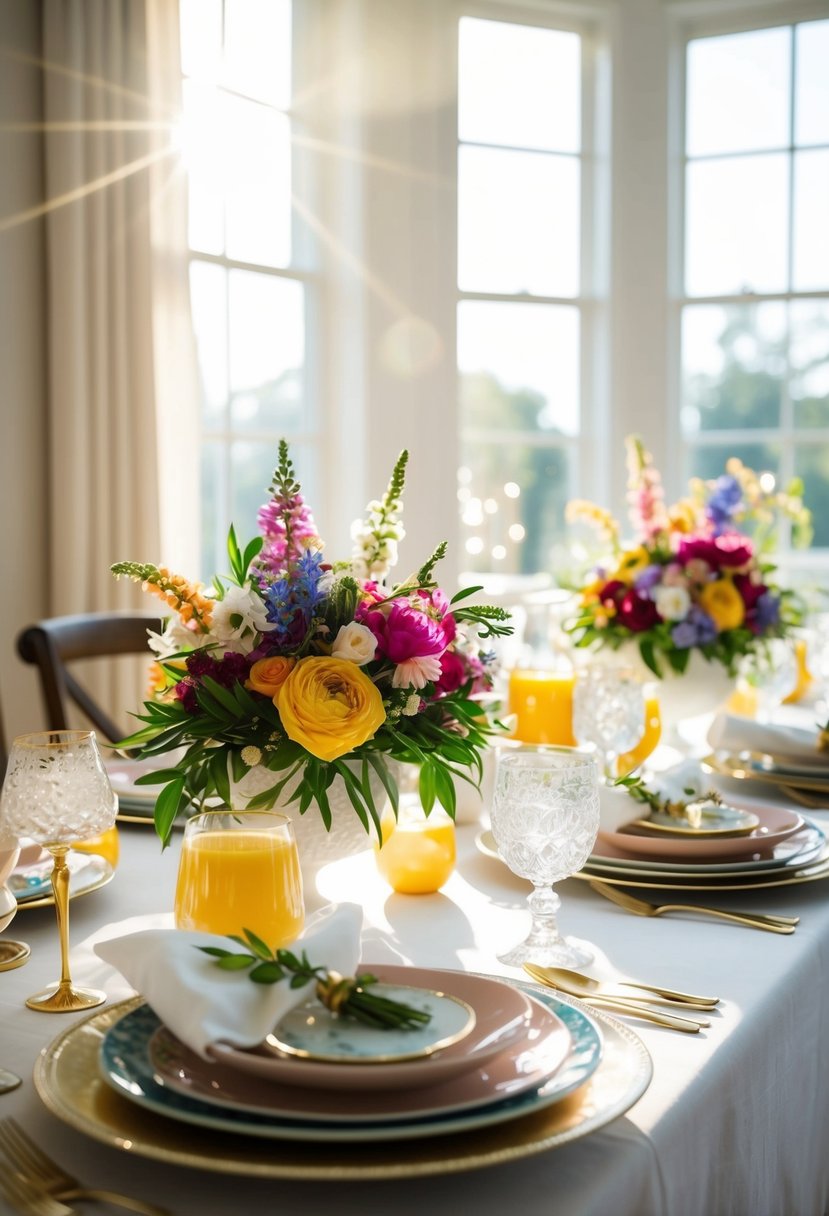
<box><xmin>665</xmin><ymin>0</ymin><xmax>829</xmax><ymax>573</ymax></box>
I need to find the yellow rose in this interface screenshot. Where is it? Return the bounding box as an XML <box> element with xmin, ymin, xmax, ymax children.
<box><xmin>613</xmin><ymin>546</ymin><xmax>650</xmax><ymax>584</ymax></box>
<box><xmin>247</xmin><ymin>656</ymin><xmax>296</xmax><ymax>698</ymax></box>
<box><xmin>698</xmin><ymin>578</ymin><xmax>745</xmax><ymax>632</ymax></box>
<box><xmin>277</xmin><ymin>657</ymin><xmax>386</xmax><ymax>762</ymax></box>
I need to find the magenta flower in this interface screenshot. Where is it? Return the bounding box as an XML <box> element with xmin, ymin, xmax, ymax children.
<box><xmin>678</xmin><ymin>534</ymin><xmax>753</xmax><ymax>570</ymax></box>
<box><xmin>360</xmin><ymin>600</ymin><xmax>448</xmax><ymax>690</ymax></box>
<box><xmin>257</xmin><ymin>492</ymin><xmax>319</xmax><ymax>571</ymax></box>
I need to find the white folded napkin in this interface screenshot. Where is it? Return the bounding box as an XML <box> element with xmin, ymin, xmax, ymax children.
<box><xmin>94</xmin><ymin>902</ymin><xmax>363</xmax><ymax>1059</ymax></box>
<box><xmin>708</xmin><ymin>712</ymin><xmax>827</xmax><ymax>770</ymax></box>
<box><xmin>601</xmin><ymin>758</ymin><xmax>712</xmax><ymax>834</ymax></box>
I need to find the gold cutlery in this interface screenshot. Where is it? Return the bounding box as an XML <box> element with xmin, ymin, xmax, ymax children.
<box><xmin>523</xmin><ymin>965</ymin><xmax>707</xmax><ymax>1033</ymax></box>
<box><xmin>589</xmin><ymin>880</ymin><xmax>800</xmax><ymax>933</ymax></box>
<box><xmin>524</xmin><ymin>964</ymin><xmax>717</xmax><ymax>1011</ymax></box>
<box><xmin>0</xmin><ymin>1119</ymin><xmax>170</xmax><ymax>1216</ymax></box>
<box><xmin>0</xmin><ymin>1167</ymin><xmax>70</xmax><ymax>1216</ymax></box>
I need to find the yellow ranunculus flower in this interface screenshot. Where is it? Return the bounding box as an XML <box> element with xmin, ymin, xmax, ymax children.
<box><xmin>698</xmin><ymin>578</ymin><xmax>745</xmax><ymax>632</ymax></box>
<box><xmin>247</xmin><ymin>656</ymin><xmax>296</xmax><ymax>698</ymax></box>
<box><xmin>613</xmin><ymin>546</ymin><xmax>650</xmax><ymax>584</ymax></box>
<box><xmin>277</xmin><ymin>657</ymin><xmax>386</xmax><ymax>762</ymax></box>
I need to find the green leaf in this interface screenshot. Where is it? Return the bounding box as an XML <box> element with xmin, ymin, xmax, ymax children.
<box><xmin>419</xmin><ymin>761</ymin><xmax>436</xmax><ymax>814</ymax></box>
<box><xmin>333</xmin><ymin>761</ymin><xmax>370</xmax><ymax>833</ymax></box>
<box><xmin>366</xmin><ymin>753</ymin><xmax>398</xmax><ymax>818</ymax></box>
<box><xmin>249</xmin><ymin>962</ymin><xmax>284</xmax><ymax>983</ymax></box>
<box><xmin>242</xmin><ymin>928</ymin><xmax>274</xmax><ymax>961</ymax></box>
<box><xmin>449</xmin><ymin>585</ymin><xmax>481</xmax><ymax>605</ymax></box>
<box><xmin>432</xmin><ymin>761</ymin><xmax>457</xmax><ymax>819</ymax></box>
<box><xmin>197</xmin><ymin>946</ymin><xmax>233</xmax><ymax>958</ymax></box>
<box><xmin>133</xmin><ymin>768</ymin><xmax>186</xmax><ymax>786</ymax></box>
<box><xmin>216</xmin><ymin>953</ymin><xmax>256</xmax><ymax>971</ymax></box>
<box><xmin>200</xmin><ymin>677</ymin><xmax>244</xmax><ymax>718</ymax></box>
<box><xmin>242</xmin><ymin>536</ymin><xmax>264</xmax><ymax>576</ymax></box>
<box><xmin>154</xmin><ymin>777</ymin><xmax>185</xmax><ymax>847</ymax></box>
<box><xmin>209</xmin><ymin>750</ymin><xmax>232</xmax><ymax>807</ymax></box>
<box><xmin>638</xmin><ymin>637</ymin><xmax>661</xmax><ymax>678</ymax></box>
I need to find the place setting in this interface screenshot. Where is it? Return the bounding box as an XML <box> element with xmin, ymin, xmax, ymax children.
<box><xmin>703</xmin><ymin>709</ymin><xmax>829</xmax><ymax>804</ymax></box>
<box><xmin>31</xmin><ymin>897</ymin><xmax>653</xmax><ymax>1180</ymax></box>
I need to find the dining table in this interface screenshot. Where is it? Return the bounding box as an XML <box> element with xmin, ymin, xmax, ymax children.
<box><xmin>1</xmin><ymin>760</ymin><xmax>829</xmax><ymax>1216</ymax></box>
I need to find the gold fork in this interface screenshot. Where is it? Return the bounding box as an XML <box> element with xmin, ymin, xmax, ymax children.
<box><xmin>0</xmin><ymin>1119</ymin><xmax>170</xmax><ymax>1216</ymax></box>
<box><xmin>0</xmin><ymin>1167</ymin><xmax>70</xmax><ymax>1216</ymax></box>
<box><xmin>589</xmin><ymin>881</ymin><xmax>800</xmax><ymax>933</ymax></box>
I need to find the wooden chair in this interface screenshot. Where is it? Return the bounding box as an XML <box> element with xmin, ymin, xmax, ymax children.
<box><xmin>16</xmin><ymin>612</ymin><xmax>165</xmax><ymax>743</ymax></box>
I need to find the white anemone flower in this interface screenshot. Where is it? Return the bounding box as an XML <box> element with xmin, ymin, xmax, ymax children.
<box><xmin>207</xmin><ymin>584</ymin><xmax>274</xmax><ymax>654</ymax></box>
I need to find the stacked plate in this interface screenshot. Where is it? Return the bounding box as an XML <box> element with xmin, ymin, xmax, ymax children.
<box><xmin>478</xmin><ymin>805</ymin><xmax>829</xmax><ymax>892</ymax></box>
<box><xmin>7</xmin><ymin>842</ymin><xmax>114</xmax><ymax>909</ymax></box>
<box><xmin>705</xmin><ymin>751</ymin><xmax>829</xmax><ymax>802</ymax></box>
<box><xmin>96</xmin><ymin>964</ymin><xmax>610</xmax><ymax>1145</ymax></box>
<box><xmin>579</xmin><ymin>804</ymin><xmax>829</xmax><ymax>892</ymax></box>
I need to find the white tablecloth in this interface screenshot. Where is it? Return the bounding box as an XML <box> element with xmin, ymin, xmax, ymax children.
<box><xmin>2</xmin><ymin>790</ymin><xmax>829</xmax><ymax>1216</ymax></box>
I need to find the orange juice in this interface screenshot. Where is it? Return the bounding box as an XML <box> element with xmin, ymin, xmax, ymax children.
<box><xmin>375</xmin><ymin>810</ymin><xmax>456</xmax><ymax>894</ymax></box>
<box><xmin>175</xmin><ymin>830</ymin><xmax>304</xmax><ymax>946</ymax></box>
<box><xmin>616</xmin><ymin>695</ymin><xmax>662</xmax><ymax>776</ymax></box>
<box><xmin>72</xmin><ymin>825</ymin><xmax>120</xmax><ymax>867</ymax></box>
<box><xmin>509</xmin><ymin>669</ymin><xmax>577</xmax><ymax>746</ymax></box>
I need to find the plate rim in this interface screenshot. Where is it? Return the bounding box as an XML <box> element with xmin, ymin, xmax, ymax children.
<box><xmin>13</xmin><ymin>852</ymin><xmax>115</xmax><ymax>911</ymax></box>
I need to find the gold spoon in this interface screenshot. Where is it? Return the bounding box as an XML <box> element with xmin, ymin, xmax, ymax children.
<box><xmin>523</xmin><ymin>965</ymin><xmax>708</xmax><ymax>1033</ymax></box>
<box><xmin>524</xmin><ymin>963</ymin><xmax>718</xmax><ymax>1011</ymax></box>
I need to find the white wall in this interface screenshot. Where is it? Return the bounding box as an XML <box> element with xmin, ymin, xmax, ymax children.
<box><xmin>0</xmin><ymin>2</ymin><xmax>48</xmax><ymax>739</ymax></box>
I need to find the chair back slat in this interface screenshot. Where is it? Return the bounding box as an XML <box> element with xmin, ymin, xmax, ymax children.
<box><xmin>16</xmin><ymin>613</ymin><xmax>165</xmax><ymax>743</ymax></box>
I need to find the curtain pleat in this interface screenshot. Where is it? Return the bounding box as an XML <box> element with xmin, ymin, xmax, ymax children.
<box><xmin>42</xmin><ymin>0</ymin><xmax>196</xmax><ymax>729</ymax></box>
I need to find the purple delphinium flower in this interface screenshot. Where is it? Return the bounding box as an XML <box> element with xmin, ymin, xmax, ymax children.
<box><xmin>264</xmin><ymin>548</ymin><xmax>329</xmax><ymax>643</ymax></box>
<box><xmin>671</xmin><ymin>606</ymin><xmax>718</xmax><ymax>649</ymax></box>
<box><xmin>752</xmin><ymin>592</ymin><xmax>781</xmax><ymax>632</ymax></box>
<box><xmin>706</xmin><ymin>475</ymin><xmax>743</xmax><ymax>535</ymax></box>
<box><xmin>634</xmin><ymin>564</ymin><xmax>664</xmax><ymax>596</ymax></box>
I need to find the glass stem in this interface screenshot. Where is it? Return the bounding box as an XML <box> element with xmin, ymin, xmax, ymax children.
<box><xmin>526</xmin><ymin>884</ymin><xmax>562</xmax><ymax>949</ymax></box>
<box><xmin>48</xmin><ymin>845</ymin><xmax>72</xmax><ymax>991</ymax></box>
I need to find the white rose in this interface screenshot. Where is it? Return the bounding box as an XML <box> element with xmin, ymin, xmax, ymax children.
<box><xmin>331</xmin><ymin>621</ymin><xmax>377</xmax><ymax>666</ymax></box>
<box><xmin>654</xmin><ymin>584</ymin><xmax>691</xmax><ymax>622</ymax></box>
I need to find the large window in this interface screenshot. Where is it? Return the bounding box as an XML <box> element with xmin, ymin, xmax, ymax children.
<box><xmin>179</xmin><ymin>0</ymin><xmax>315</xmax><ymax>577</ymax></box>
<box><xmin>679</xmin><ymin>18</ymin><xmax>829</xmax><ymax>555</ymax></box>
<box><xmin>457</xmin><ymin>16</ymin><xmax>588</xmax><ymax>577</ymax></box>
<box><xmin>175</xmin><ymin>1</ymin><xmax>829</xmax><ymax>585</ymax></box>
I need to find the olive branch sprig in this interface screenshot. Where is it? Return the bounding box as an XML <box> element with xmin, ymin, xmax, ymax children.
<box><xmin>198</xmin><ymin>931</ymin><xmax>432</xmax><ymax>1030</ymax></box>
<box><xmin>615</xmin><ymin>773</ymin><xmax>722</xmax><ymax>821</ymax></box>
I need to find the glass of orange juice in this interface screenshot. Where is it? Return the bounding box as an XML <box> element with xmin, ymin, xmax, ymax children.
<box><xmin>375</xmin><ymin>804</ymin><xmax>456</xmax><ymax>895</ymax></box>
<box><xmin>508</xmin><ymin>667</ymin><xmax>577</xmax><ymax>746</ymax></box>
<box><xmin>174</xmin><ymin>810</ymin><xmax>304</xmax><ymax>947</ymax></box>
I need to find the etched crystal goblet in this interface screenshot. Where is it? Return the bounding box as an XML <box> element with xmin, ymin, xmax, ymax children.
<box><xmin>572</xmin><ymin>666</ymin><xmax>645</xmax><ymax>781</ymax></box>
<box><xmin>490</xmin><ymin>745</ymin><xmax>600</xmax><ymax>968</ymax></box>
<box><xmin>0</xmin><ymin>731</ymin><xmax>116</xmax><ymax>1012</ymax></box>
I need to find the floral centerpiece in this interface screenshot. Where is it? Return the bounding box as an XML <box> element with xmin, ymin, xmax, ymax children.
<box><xmin>564</xmin><ymin>437</ymin><xmax>810</xmax><ymax>679</ymax></box>
<box><xmin>113</xmin><ymin>442</ymin><xmax>510</xmax><ymax>847</ymax></box>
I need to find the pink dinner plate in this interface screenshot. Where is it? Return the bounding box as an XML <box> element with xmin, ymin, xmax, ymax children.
<box><xmin>205</xmin><ymin>966</ymin><xmax>536</xmax><ymax>1092</ymax></box>
<box><xmin>150</xmin><ymin>987</ymin><xmax>571</xmax><ymax>1124</ymax></box>
<box><xmin>597</xmin><ymin>803</ymin><xmax>804</xmax><ymax>862</ymax></box>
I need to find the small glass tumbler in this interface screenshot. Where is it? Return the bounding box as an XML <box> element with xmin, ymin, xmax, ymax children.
<box><xmin>174</xmin><ymin>810</ymin><xmax>304</xmax><ymax>948</ymax></box>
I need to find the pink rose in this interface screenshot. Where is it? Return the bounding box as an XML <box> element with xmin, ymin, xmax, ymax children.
<box><xmin>678</xmin><ymin>534</ymin><xmax>753</xmax><ymax>570</ymax></box>
<box><xmin>434</xmin><ymin>649</ymin><xmax>467</xmax><ymax>695</ymax></box>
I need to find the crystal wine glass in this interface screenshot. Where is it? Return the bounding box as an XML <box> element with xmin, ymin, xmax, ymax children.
<box><xmin>572</xmin><ymin>666</ymin><xmax>645</xmax><ymax>781</ymax></box>
<box><xmin>490</xmin><ymin>745</ymin><xmax>600</xmax><ymax>968</ymax></box>
<box><xmin>0</xmin><ymin>731</ymin><xmax>116</xmax><ymax>1012</ymax></box>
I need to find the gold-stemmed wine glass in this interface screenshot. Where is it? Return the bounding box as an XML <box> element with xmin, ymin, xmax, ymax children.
<box><xmin>0</xmin><ymin>731</ymin><xmax>116</xmax><ymax>1012</ymax></box>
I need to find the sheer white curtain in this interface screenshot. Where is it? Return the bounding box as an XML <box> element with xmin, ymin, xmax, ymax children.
<box><xmin>42</xmin><ymin>0</ymin><xmax>197</xmax><ymax>723</ymax></box>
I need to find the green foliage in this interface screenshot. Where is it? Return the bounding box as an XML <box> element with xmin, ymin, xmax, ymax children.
<box><xmin>197</xmin><ymin>935</ymin><xmax>432</xmax><ymax>1029</ymax></box>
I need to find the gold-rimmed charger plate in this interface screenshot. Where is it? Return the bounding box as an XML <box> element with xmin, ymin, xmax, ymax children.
<box><xmin>33</xmin><ymin>992</ymin><xmax>651</xmax><ymax>1180</ymax></box>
